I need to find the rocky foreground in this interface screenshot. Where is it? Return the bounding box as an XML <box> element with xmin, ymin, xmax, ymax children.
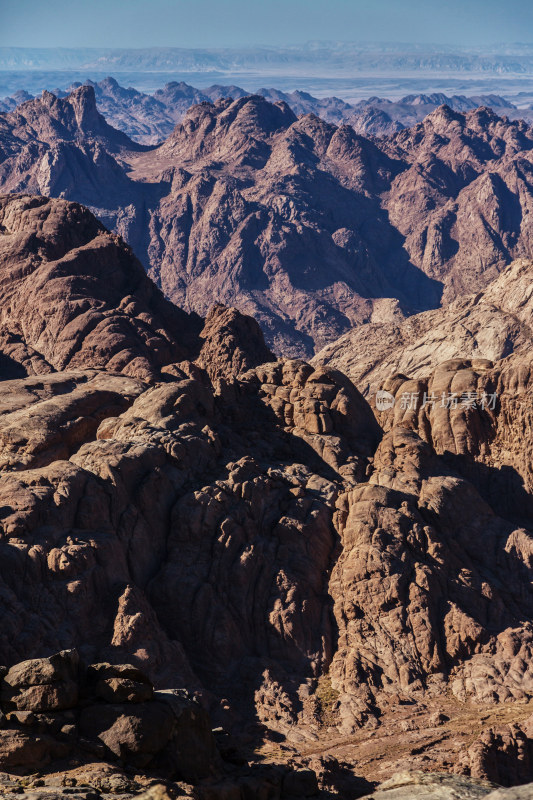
<box><xmin>0</xmin><ymin>193</ymin><xmax>533</xmax><ymax>797</ymax></box>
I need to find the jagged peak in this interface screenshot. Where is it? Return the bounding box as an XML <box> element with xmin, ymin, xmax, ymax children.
<box><xmin>465</xmin><ymin>104</ymin><xmax>504</xmax><ymax>126</ymax></box>
<box><xmin>425</xmin><ymin>103</ymin><xmax>465</xmax><ymax>126</ymax></box>
<box><xmin>170</xmin><ymin>92</ymin><xmax>297</xmax><ymax>146</ymax></box>
<box><xmin>65</xmin><ymin>84</ymin><xmax>101</xmax><ymax>130</ymax></box>
<box><xmin>5</xmin><ymin>84</ymin><xmax>145</xmax><ymax>153</ymax></box>
<box><xmin>219</xmin><ymin>93</ymin><xmax>297</xmax><ymax>129</ymax></box>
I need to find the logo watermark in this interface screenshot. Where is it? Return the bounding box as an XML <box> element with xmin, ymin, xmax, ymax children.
<box><xmin>375</xmin><ymin>389</ymin><xmax>396</xmax><ymax>411</ymax></box>
<box><xmin>375</xmin><ymin>390</ymin><xmax>498</xmax><ymax>412</ymax></box>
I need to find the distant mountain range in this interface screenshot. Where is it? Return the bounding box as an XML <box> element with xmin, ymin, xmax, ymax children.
<box><xmin>4</xmin><ymin>43</ymin><xmax>533</xmax><ymax>74</ymax></box>
<box><xmin>3</xmin><ymin>43</ymin><xmax>533</xmax><ymax>104</ymax></box>
<box><xmin>2</xmin><ymin>76</ymin><xmax>533</xmax><ymax>143</ymax></box>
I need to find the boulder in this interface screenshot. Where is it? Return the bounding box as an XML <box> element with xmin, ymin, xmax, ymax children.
<box><xmin>86</xmin><ymin>663</ymin><xmax>154</xmax><ymax>704</ymax></box>
<box><xmin>0</xmin><ymin>729</ymin><xmax>70</xmax><ymax>769</ymax></box>
<box><xmin>79</xmin><ymin>701</ymin><xmax>175</xmax><ymax>768</ymax></box>
<box><xmin>486</xmin><ymin>785</ymin><xmax>533</xmax><ymax>799</ymax></box>
<box><xmin>281</xmin><ymin>767</ymin><xmax>319</xmax><ymax>797</ymax></box>
<box><xmin>1</xmin><ymin>651</ymin><xmax>80</xmax><ymax>712</ymax></box>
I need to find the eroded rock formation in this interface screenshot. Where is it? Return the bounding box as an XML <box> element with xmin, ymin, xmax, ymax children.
<box><xmin>0</xmin><ymin>195</ymin><xmax>532</xmax><ymax>797</ymax></box>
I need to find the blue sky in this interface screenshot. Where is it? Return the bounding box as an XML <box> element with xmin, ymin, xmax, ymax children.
<box><xmin>1</xmin><ymin>0</ymin><xmax>532</xmax><ymax>49</ymax></box>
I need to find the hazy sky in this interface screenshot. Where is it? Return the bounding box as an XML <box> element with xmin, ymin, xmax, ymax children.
<box><xmin>1</xmin><ymin>0</ymin><xmax>532</xmax><ymax>49</ymax></box>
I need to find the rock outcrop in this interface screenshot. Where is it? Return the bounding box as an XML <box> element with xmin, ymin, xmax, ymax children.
<box><xmin>0</xmin><ymin>649</ymin><xmax>217</xmax><ymax>781</ymax></box>
<box><xmin>196</xmin><ymin>303</ymin><xmax>275</xmax><ymax>382</ymax></box>
<box><xmin>359</xmin><ymin>772</ymin><xmax>531</xmax><ymax>799</ymax></box>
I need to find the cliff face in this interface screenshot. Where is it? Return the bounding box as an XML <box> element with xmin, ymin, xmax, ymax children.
<box><xmin>3</xmin><ymin>89</ymin><xmax>533</xmax><ymax>356</ymax></box>
<box><xmin>1</xmin><ymin>195</ymin><xmax>533</xmax><ymax>792</ymax></box>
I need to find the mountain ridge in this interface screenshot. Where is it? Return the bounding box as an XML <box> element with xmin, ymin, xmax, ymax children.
<box><xmin>2</xmin><ymin>76</ymin><xmax>531</xmax><ymax>144</ymax></box>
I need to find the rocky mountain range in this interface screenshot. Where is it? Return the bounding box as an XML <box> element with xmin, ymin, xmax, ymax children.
<box><xmin>3</xmin><ymin>84</ymin><xmax>533</xmax><ymax>357</ymax></box>
<box><xmin>0</xmin><ymin>192</ymin><xmax>533</xmax><ymax>798</ymax></box>
<box><xmin>2</xmin><ymin>27</ymin><xmax>533</xmax><ymax>799</ymax></box>
<box><xmin>347</xmin><ymin>92</ymin><xmax>532</xmax><ymax>137</ymax></box>
<box><xmin>1</xmin><ymin>77</ymin><xmax>531</xmax><ymax>143</ymax></box>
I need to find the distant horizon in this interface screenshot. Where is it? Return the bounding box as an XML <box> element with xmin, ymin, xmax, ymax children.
<box><xmin>3</xmin><ymin>34</ymin><xmax>533</xmax><ymax>106</ymax></box>
<box><xmin>2</xmin><ymin>41</ymin><xmax>533</xmax><ymax>53</ymax></box>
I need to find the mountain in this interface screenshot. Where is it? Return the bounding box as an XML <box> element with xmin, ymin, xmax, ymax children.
<box><xmin>0</xmin><ymin>85</ymin><xmax>152</xmax><ymax>215</ymax></box>
<box><xmin>4</xmin><ymin>87</ymin><xmax>533</xmax><ymax>357</ymax></box>
<box><xmin>0</xmin><ymin>89</ymin><xmax>33</xmax><ymax>113</ymax></box>
<box><xmin>348</xmin><ymin>92</ymin><xmax>532</xmax><ymax>136</ymax></box>
<box><xmin>3</xmin><ymin>76</ymin><xmax>532</xmax><ymax>144</ymax></box>
<box><xmin>0</xmin><ymin>84</ymin><xmax>143</xmax><ymax>153</ymax></box>
<box><xmin>382</xmin><ymin>105</ymin><xmax>533</xmax><ymax>301</ymax></box>
<box><xmin>1</xmin><ymin>194</ymin><xmax>533</xmax><ymax>796</ymax></box>
<box><xmin>0</xmin><ymin>87</ymin><xmax>439</xmax><ymax>355</ymax></box>
<box><xmin>0</xmin><ymin>194</ymin><xmax>204</xmax><ymax>381</ymax></box>
<box><xmin>256</xmin><ymin>87</ymin><xmax>354</xmax><ymax>124</ymax></box>
<box><xmin>2</xmin><ymin>79</ymin><xmax>357</xmax><ymax>145</ymax></box>
<box><xmin>133</xmin><ymin>95</ymin><xmax>443</xmax><ymax>354</ymax></box>
<box><xmin>76</xmin><ymin>76</ymin><xmax>180</xmax><ymax>145</ymax></box>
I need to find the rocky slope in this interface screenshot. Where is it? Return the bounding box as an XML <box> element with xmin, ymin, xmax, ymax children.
<box><xmin>0</xmin><ymin>194</ymin><xmax>204</xmax><ymax>381</ymax></box>
<box><xmin>1</xmin><ymin>195</ymin><xmax>533</xmax><ymax>797</ymax></box>
<box><xmin>313</xmin><ymin>257</ymin><xmax>533</xmax><ymax>398</ymax></box>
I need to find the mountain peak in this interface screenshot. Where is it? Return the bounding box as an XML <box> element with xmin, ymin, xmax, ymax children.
<box><xmin>162</xmin><ymin>93</ymin><xmax>297</xmax><ymax>165</ymax></box>
<box><xmin>427</xmin><ymin>103</ymin><xmax>464</xmax><ymax>126</ymax></box>
<box><xmin>466</xmin><ymin>104</ymin><xmax>502</xmax><ymax>127</ymax></box>
<box><xmin>5</xmin><ymin>85</ymin><xmax>144</xmax><ymax>153</ymax></box>
<box><xmin>66</xmin><ymin>84</ymin><xmax>100</xmax><ymax>133</ymax></box>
